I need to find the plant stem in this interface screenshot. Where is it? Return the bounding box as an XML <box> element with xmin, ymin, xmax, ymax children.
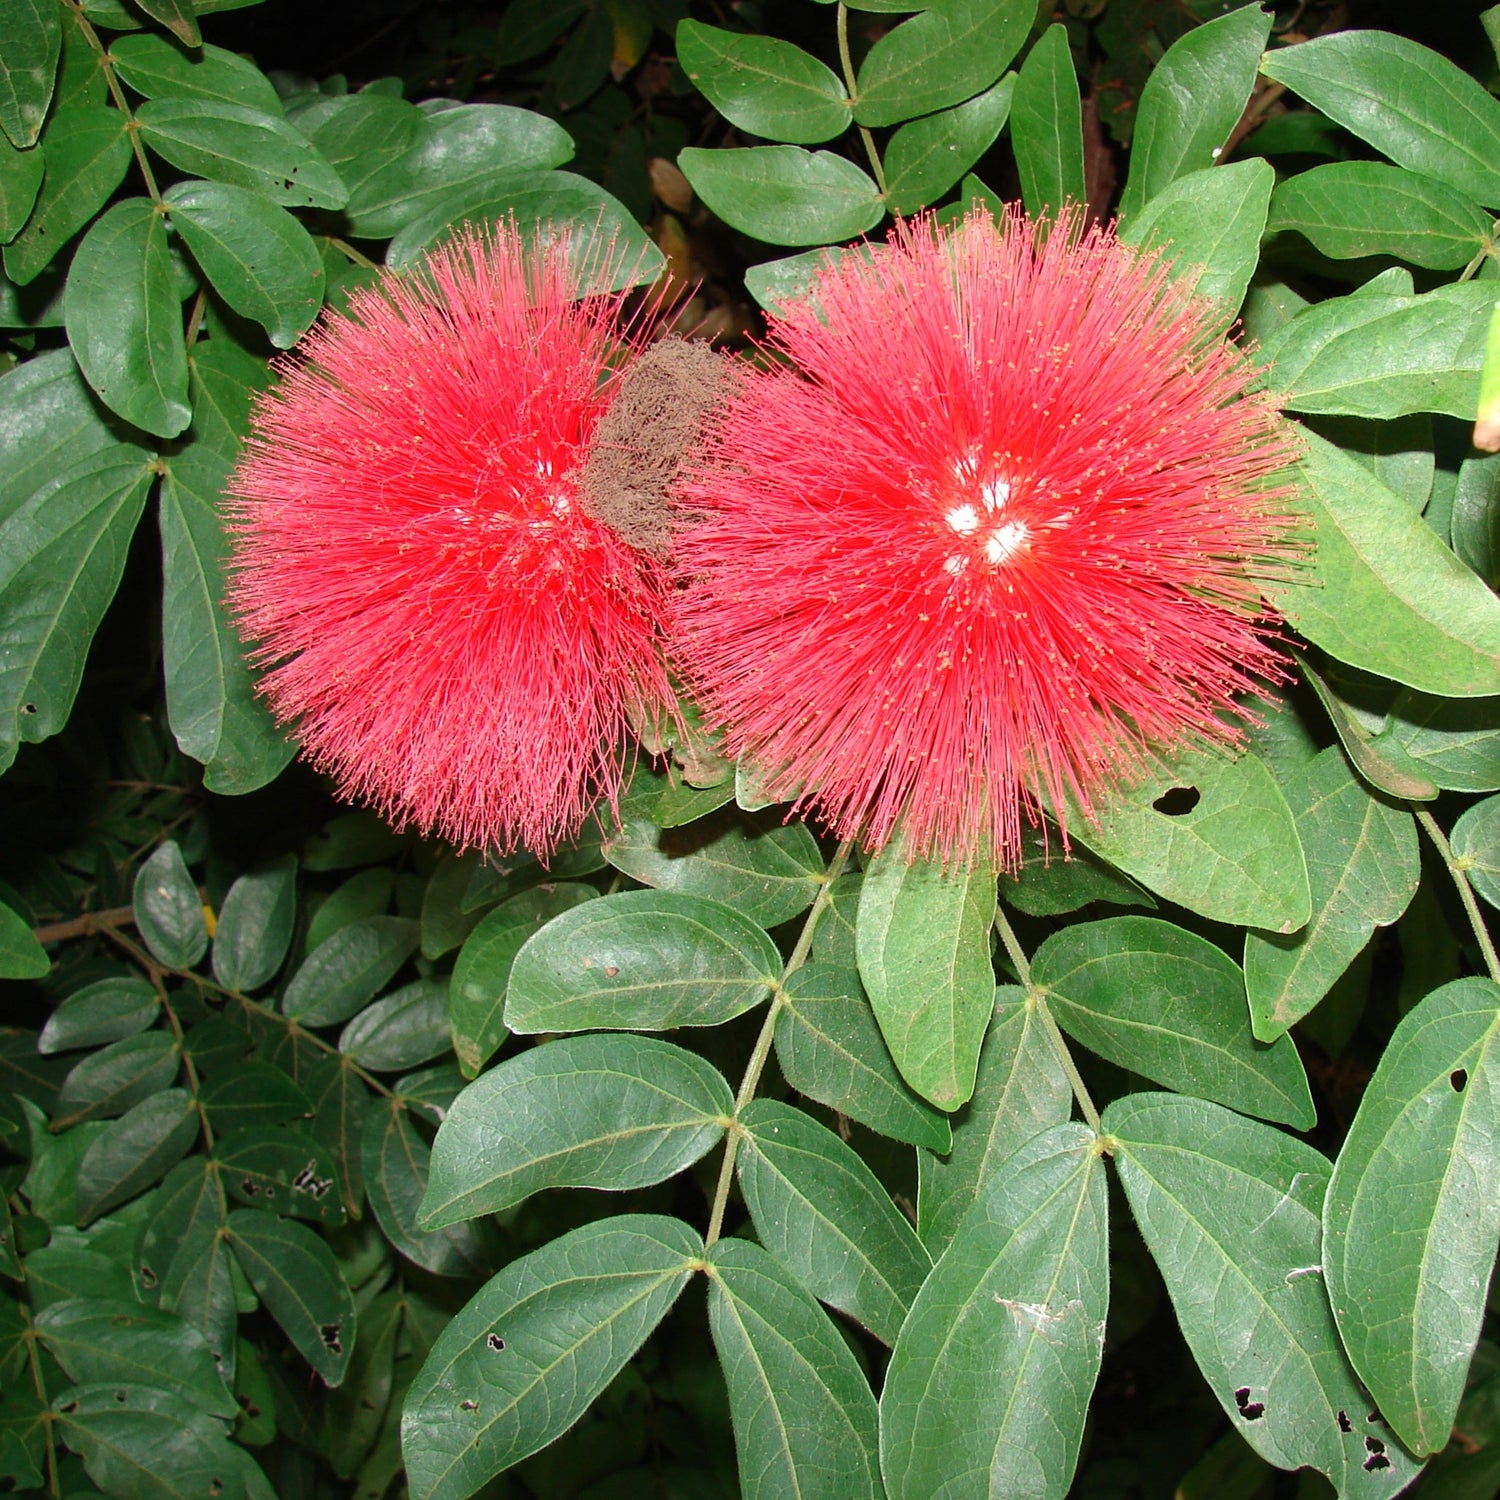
<box><xmin>992</xmin><ymin>902</ymin><xmax>1103</xmax><ymax>1134</ymax></box>
<box><xmin>835</xmin><ymin>2</ymin><xmax>887</xmax><ymax>198</ymax></box>
<box><xmin>68</xmin><ymin>1</ymin><xmax>164</xmax><ymax>205</ymax></box>
<box><xmin>704</xmin><ymin>838</ymin><xmax>855</xmax><ymax>1247</ymax></box>
<box><xmin>1413</xmin><ymin>804</ymin><xmax>1500</xmax><ymax>984</ymax></box>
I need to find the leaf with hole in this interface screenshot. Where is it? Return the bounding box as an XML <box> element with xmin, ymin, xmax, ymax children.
<box><xmin>217</xmin><ymin>1125</ymin><xmax>344</xmax><ymax>1223</ymax></box>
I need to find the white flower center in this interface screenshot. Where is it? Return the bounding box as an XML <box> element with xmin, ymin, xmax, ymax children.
<box><xmin>940</xmin><ymin>461</ymin><xmax>1031</xmax><ymax>575</ymax></box>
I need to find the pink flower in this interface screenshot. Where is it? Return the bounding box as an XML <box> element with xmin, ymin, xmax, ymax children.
<box><xmin>671</xmin><ymin>209</ymin><xmax>1303</xmax><ymax>868</ymax></box>
<box><xmin>226</xmin><ymin>228</ymin><xmax>674</xmax><ymax>857</ymax></box>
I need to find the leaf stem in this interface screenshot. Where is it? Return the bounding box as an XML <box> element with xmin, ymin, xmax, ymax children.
<box><xmin>704</xmin><ymin>837</ymin><xmax>855</xmax><ymax>1247</ymax></box>
<box><xmin>67</xmin><ymin>0</ymin><xmax>164</xmax><ymax>206</ymax></box>
<box><xmin>1412</xmin><ymin>803</ymin><xmax>1500</xmax><ymax>984</ymax></box>
<box><xmin>835</xmin><ymin>2</ymin><xmax>887</xmax><ymax>198</ymax></box>
<box><xmin>993</xmin><ymin>903</ymin><xmax>1102</xmax><ymax>1134</ymax></box>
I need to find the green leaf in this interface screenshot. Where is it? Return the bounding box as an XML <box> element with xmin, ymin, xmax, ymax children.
<box><xmin>0</xmin><ymin>131</ymin><xmax>42</xmax><ymax>242</ymax></box>
<box><xmin>602</xmin><ymin>811</ymin><xmax>824</xmax><ymax>928</ymax></box>
<box><xmin>164</xmin><ymin>180</ymin><xmax>323</xmax><ymax>348</ymax></box>
<box><xmin>1306</xmin><ymin>412</ymin><xmax>1436</xmax><ymax>514</ymax></box>
<box><xmin>305</xmin><ymin>867</ymin><xmax>394</xmax><ymax>950</ymax></box>
<box><xmin>855</xmin><ymin>843</ymin><xmax>995</xmax><ymax>1110</ymax></box>
<box><xmin>676</xmin><ymin>20</ymin><xmax>850</xmax><ymax>145</ymax></box>
<box><xmin>1302</xmin><ymin>659</ymin><xmax>1440</xmax><ymax>802</ymax></box>
<box><xmin>1264</xmin><ymin>281</ymin><xmax>1491</xmax><ymax>420</ymax></box>
<box><xmin>303</xmin><ymin>809</ymin><xmax>410</xmax><ymax>872</ymax></box>
<box><xmin>75</xmin><ymin>1087</ymin><xmax>198</xmax><ymax>1224</ymax></box>
<box><xmin>880</xmin><ymin>1123</ymin><xmax>1108</xmax><ymax>1500</ymax></box>
<box><xmin>707</xmin><ymin>1237</ymin><xmax>882</xmax><ymax>1500</ymax></box>
<box><xmin>323</xmin><ymin>1289</ymin><xmax>402</xmax><ymax>1479</ymax></box>
<box><xmin>422</xmin><ymin>1033</ymin><xmax>729</xmax><ymax>1225</ymax></box>
<box><xmin>504</xmin><ymin>890</ymin><xmax>781</xmax><ymax>1035</ymax></box>
<box><xmin>227</xmin><ymin>1208</ymin><xmax>355</xmax><ymax>1385</ymax></box>
<box><xmin>1323</xmin><ymin>976</ymin><xmax>1500</xmax><ymax>1455</ymax></box>
<box><xmin>1064</xmin><ymin>743</ymin><xmax>1310</xmax><ymax>933</ymax></box>
<box><xmin>54</xmin><ymin>1383</ymin><xmax>267</xmax><ymax>1500</ymax></box>
<box><xmin>136</xmin><ymin>98</ymin><xmax>348</xmax><ymax>208</ymax></box>
<box><xmin>137</xmin><ymin>1156</ymin><xmax>227</xmax><ymax>1304</ymax></box>
<box><xmin>65</xmin><ymin>197</ymin><xmax>191</xmax><ymax>436</ymax></box>
<box><xmin>1452</xmin><ymin>795</ymin><xmax>1500</xmax><ymax>909</ymax></box>
<box><xmin>883</xmin><ymin>72</ymin><xmax>1014</xmax><ymax>216</ymax></box>
<box><xmin>742</xmin><ymin>242</ymin><xmax>869</xmax><ymax>314</ymax></box>
<box><xmin>0</xmin><ymin>447</ymin><xmax>150</xmax><ymax>760</ymax></box>
<box><xmin>301</xmin><ymin>92</ymin><xmax>421</xmax><ymax>209</ymax></box>
<box><xmin>343</xmin><ymin>101</ymin><xmax>572</xmax><ymax>237</ymax></box>
<box><xmin>216</xmin><ymin>1125</ymin><xmax>344</xmax><ymax>1223</ymax></box>
<box><xmin>1011</xmin><ymin>25</ymin><xmax>1083</xmax><ymax>220</ymax></box>
<box><xmin>0</xmin><ymin>900</ymin><xmax>46</xmax><ymax>977</ymax></box>
<box><xmin>54</xmin><ymin>1023</ymin><xmax>172</xmax><ymax>1129</ymax></box>
<box><xmin>185</xmin><ymin>334</ymin><xmax>271</xmax><ymax>463</ymax></box>
<box><xmin>109</xmin><ymin>34</ymin><xmax>281</xmax><ymax>113</ymax></box>
<box><xmin>198</xmin><ymin>1062</ymin><xmax>311</xmax><ymax>1134</ymax></box>
<box><xmin>737</xmin><ymin>1099</ymin><xmax>931</xmax><ymax>1346</ymax></box>
<box><xmin>1118</xmin><ymin>159</ymin><xmax>1273</xmax><ymax>317</ymax></box>
<box><xmin>774</xmin><ymin>962</ymin><xmax>953</xmax><ymax>1150</ymax></box>
<box><xmin>1268</xmin><ymin>163</ymin><xmax>1492</xmax><ymax>272</ymax></box>
<box><xmin>677</xmin><ymin>144</ymin><xmax>884</xmax><ymax>248</ymax></box>
<box><xmin>39</xmin><ymin>976</ymin><xmax>158</xmax><ymax>1052</ymax></box>
<box><xmin>37</xmin><ymin>1296</ymin><xmax>233</xmax><ymax>1418</ymax></box>
<box><xmin>384</xmin><ymin>168</ymin><xmax>664</xmax><ymax>289</ymax></box>
<box><xmin>448</xmin><ymin>883</ymin><xmax>598</xmax><ymax>1075</ymax></box>
<box><xmin>212</xmin><ymin>855</ymin><xmax>297</xmax><ymax>993</ymax></box>
<box><xmin>339</xmin><ymin>977</ymin><xmax>451</xmax><ymax>1072</ymax></box>
<box><xmin>3</xmin><ymin>103</ymin><xmax>130</xmax><ymax>285</ymax></box>
<box><xmin>916</xmin><ymin>985</ymin><xmax>1072</xmax><ymax>1254</ymax></box>
<box><xmin>419</xmin><ymin>849</ymin><xmax>485</xmax><ymax>960</ymax></box>
<box><xmin>307</xmin><ymin>1056</ymin><xmax>370</xmax><ymax>1221</ymax></box>
<box><xmin>362</xmin><ymin>1100</ymin><xmax>488</xmax><ymax>1278</ymax></box>
<box><xmin>1118</xmin><ymin>2</ymin><xmax>1271</xmax><ymax>220</ymax></box>
<box><xmin>400</xmin><ymin>1214</ymin><xmax>701</xmax><ymax>1500</ymax></box>
<box><xmin>0</xmin><ymin>0</ymin><xmax>61</xmax><ymax>147</ymax></box>
<box><xmin>1385</xmin><ymin>689</ymin><xmax>1500</xmax><ymax>792</ymax></box>
<box><xmin>134</xmin><ymin>840</ymin><xmax>207</xmax><ymax>970</ymax></box>
<box><xmin>132</xmin><ymin>0</ymin><xmax>200</xmax><ymax>47</ymax></box>
<box><xmin>1259</xmin><ymin>31</ymin><xmax>1500</xmax><ymax>208</ymax></box>
<box><xmin>1270</xmin><ymin>430</ymin><xmax>1500</xmax><ymax>696</ymax></box>
<box><xmin>1000</xmin><ymin>827</ymin><xmax>1155</xmax><ymax>917</ymax></box>
<box><xmin>282</xmin><ymin>916</ymin><xmax>419</xmax><ymax>1026</ymax></box>
<box><xmin>1244</xmin><ymin>748</ymin><xmax>1419</xmax><ymax>1040</ymax></box>
<box><xmin>853</xmin><ymin>0</ymin><xmax>1031</xmax><ymax>129</ymax></box>
<box><xmin>1034</xmin><ymin>915</ymin><xmax>1314</xmax><ymax>1129</ymax></box>
<box><xmin>1105</xmin><ymin>1091</ymin><xmax>1423</xmax><ymax>1494</ymax></box>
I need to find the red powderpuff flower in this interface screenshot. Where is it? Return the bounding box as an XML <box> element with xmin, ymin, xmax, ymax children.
<box><xmin>672</xmin><ymin>208</ymin><xmax>1304</xmax><ymax>869</ymax></box>
<box><xmin>226</xmin><ymin>228</ymin><xmax>674</xmax><ymax>857</ymax></box>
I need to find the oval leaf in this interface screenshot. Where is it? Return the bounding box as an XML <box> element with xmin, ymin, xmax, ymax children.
<box><xmin>1011</xmin><ymin>24</ymin><xmax>1083</xmax><ymax>221</ymax></box>
<box><xmin>282</xmin><ymin>915</ymin><xmax>419</xmax><ymax>1026</ymax></box>
<box><xmin>133</xmin><ymin>840</ymin><xmax>207</xmax><ymax>970</ymax></box>
<box><xmin>211</xmin><ymin>854</ymin><xmax>297</xmax><ymax>993</ymax></box>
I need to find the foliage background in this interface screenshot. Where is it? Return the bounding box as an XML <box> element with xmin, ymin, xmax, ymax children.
<box><xmin>5</xmin><ymin>1</ymin><xmax>1500</xmax><ymax>1498</ymax></box>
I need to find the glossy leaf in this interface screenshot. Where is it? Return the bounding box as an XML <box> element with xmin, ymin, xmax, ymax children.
<box><xmin>1118</xmin><ymin>2</ymin><xmax>1270</xmax><ymax>219</ymax></box>
<box><xmin>226</xmin><ymin>1208</ymin><xmax>355</xmax><ymax>1385</ymax></box>
<box><xmin>132</xmin><ymin>0</ymin><xmax>200</xmax><ymax>46</ymax></box>
<box><xmin>422</xmin><ymin>1033</ymin><xmax>731</xmax><ymax>1224</ymax></box>
<box><xmin>216</xmin><ymin>1125</ymin><xmax>343</xmax><ymax>1223</ymax></box>
<box><xmin>1271</xmin><ymin>431</ymin><xmax>1500</xmax><ymax>696</ymax></box>
<box><xmin>1265</xmin><ymin>281</ymin><xmax>1491</xmax><ymax>421</ymax></box>
<box><xmin>602</xmin><ymin>812</ymin><xmax>824</xmax><ymax>928</ymax></box>
<box><xmin>1259</xmin><ymin>30</ymin><xmax>1500</xmax><ymax>207</ymax></box>
<box><xmin>1244</xmin><ymin>749</ymin><xmax>1419</xmax><ymax>1040</ymax></box>
<box><xmin>339</xmin><ymin>977</ymin><xmax>451</xmax><ymax>1072</ymax></box>
<box><xmin>400</xmin><ymin>1214</ymin><xmax>701</xmax><ymax>1500</ymax></box>
<box><xmin>678</xmin><ymin>145</ymin><xmax>883</xmax><ymax>247</ymax></box>
<box><xmin>1011</xmin><ymin>25</ymin><xmax>1083</xmax><ymax>221</ymax></box>
<box><xmin>134</xmin><ymin>840</ymin><xmax>207</xmax><ymax>970</ymax></box>
<box><xmin>0</xmin><ymin>900</ymin><xmax>45</xmax><ymax>977</ymax></box>
<box><xmin>66</xmin><ymin>197</ymin><xmax>191</xmax><ymax>436</ymax></box>
<box><xmin>774</xmin><ymin>962</ymin><xmax>953</xmax><ymax>1151</ymax></box>
<box><xmin>1065</xmin><ymin>743</ymin><xmax>1310</xmax><ymax>933</ymax></box>
<box><xmin>362</xmin><ymin>1101</ymin><xmax>488</xmax><ymax>1278</ymax></box>
<box><xmin>676</xmin><ymin>20</ymin><xmax>850</xmax><ymax>145</ymax></box>
<box><xmin>449</xmin><ymin>882</ymin><xmax>597</xmax><ymax>1076</ymax></box>
<box><xmin>737</xmin><ymin>1099</ymin><xmax>930</xmax><ymax>1345</ymax></box>
<box><xmin>198</xmin><ymin>1061</ymin><xmax>311</xmax><ymax>1135</ymax></box>
<box><xmin>282</xmin><ymin>916</ymin><xmax>419</xmax><ymax>1026</ymax></box>
<box><xmin>136</xmin><ymin>98</ymin><xmax>348</xmax><ymax>208</ymax></box>
<box><xmin>1323</xmin><ymin>977</ymin><xmax>1500</xmax><ymax>1455</ymax></box>
<box><xmin>1106</xmin><ymin>1092</ymin><xmax>1423</xmax><ymax>1494</ymax></box>
<box><xmin>212</xmin><ymin>854</ymin><xmax>298</xmax><ymax>993</ymax></box>
<box><xmin>881</xmin><ymin>1123</ymin><xmax>1108</xmax><ymax>1500</ymax></box>
<box><xmin>75</xmin><ymin>1086</ymin><xmax>198</xmax><ymax>1224</ymax></box>
<box><xmin>707</xmin><ymin>1237</ymin><xmax>882</xmax><ymax>1500</ymax></box>
<box><xmin>1035</xmin><ymin>916</ymin><xmax>1314</xmax><ymax>1128</ymax></box>
<box><xmin>185</xmin><ymin>334</ymin><xmax>272</xmax><ymax>463</ymax></box>
<box><xmin>110</xmin><ymin>33</ymin><xmax>280</xmax><ymax>112</ymax></box>
<box><xmin>0</xmin><ymin>131</ymin><xmax>42</xmax><ymax>242</ymax></box>
<box><xmin>856</xmin><ymin>842</ymin><xmax>996</xmax><ymax>1110</ymax></box>
<box><xmin>165</xmin><ymin>180</ymin><xmax>323</xmax><ymax>347</ymax></box>
<box><xmin>39</xmin><ymin>976</ymin><xmax>158</xmax><ymax>1053</ymax></box>
<box><xmin>0</xmin><ymin>0</ymin><xmax>59</xmax><ymax>147</ymax></box>
<box><xmin>504</xmin><ymin>890</ymin><xmax>781</xmax><ymax>1034</ymax></box>
<box><xmin>853</xmin><ymin>0</ymin><xmax>1031</xmax><ymax>129</ymax></box>
<box><xmin>55</xmin><ymin>1031</ymin><xmax>180</xmax><ymax>1128</ymax></box>
<box><xmin>917</xmin><ymin>985</ymin><xmax>1072</xmax><ymax>1254</ymax></box>
<box><xmin>883</xmin><ymin>73</ymin><xmax>1014</xmax><ymax>216</ymax></box>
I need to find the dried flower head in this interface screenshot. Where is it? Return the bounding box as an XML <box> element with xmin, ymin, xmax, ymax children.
<box><xmin>226</xmin><ymin>226</ymin><xmax>676</xmax><ymax>857</ymax></box>
<box><xmin>672</xmin><ymin>208</ymin><xmax>1304</xmax><ymax>868</ymax></box>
